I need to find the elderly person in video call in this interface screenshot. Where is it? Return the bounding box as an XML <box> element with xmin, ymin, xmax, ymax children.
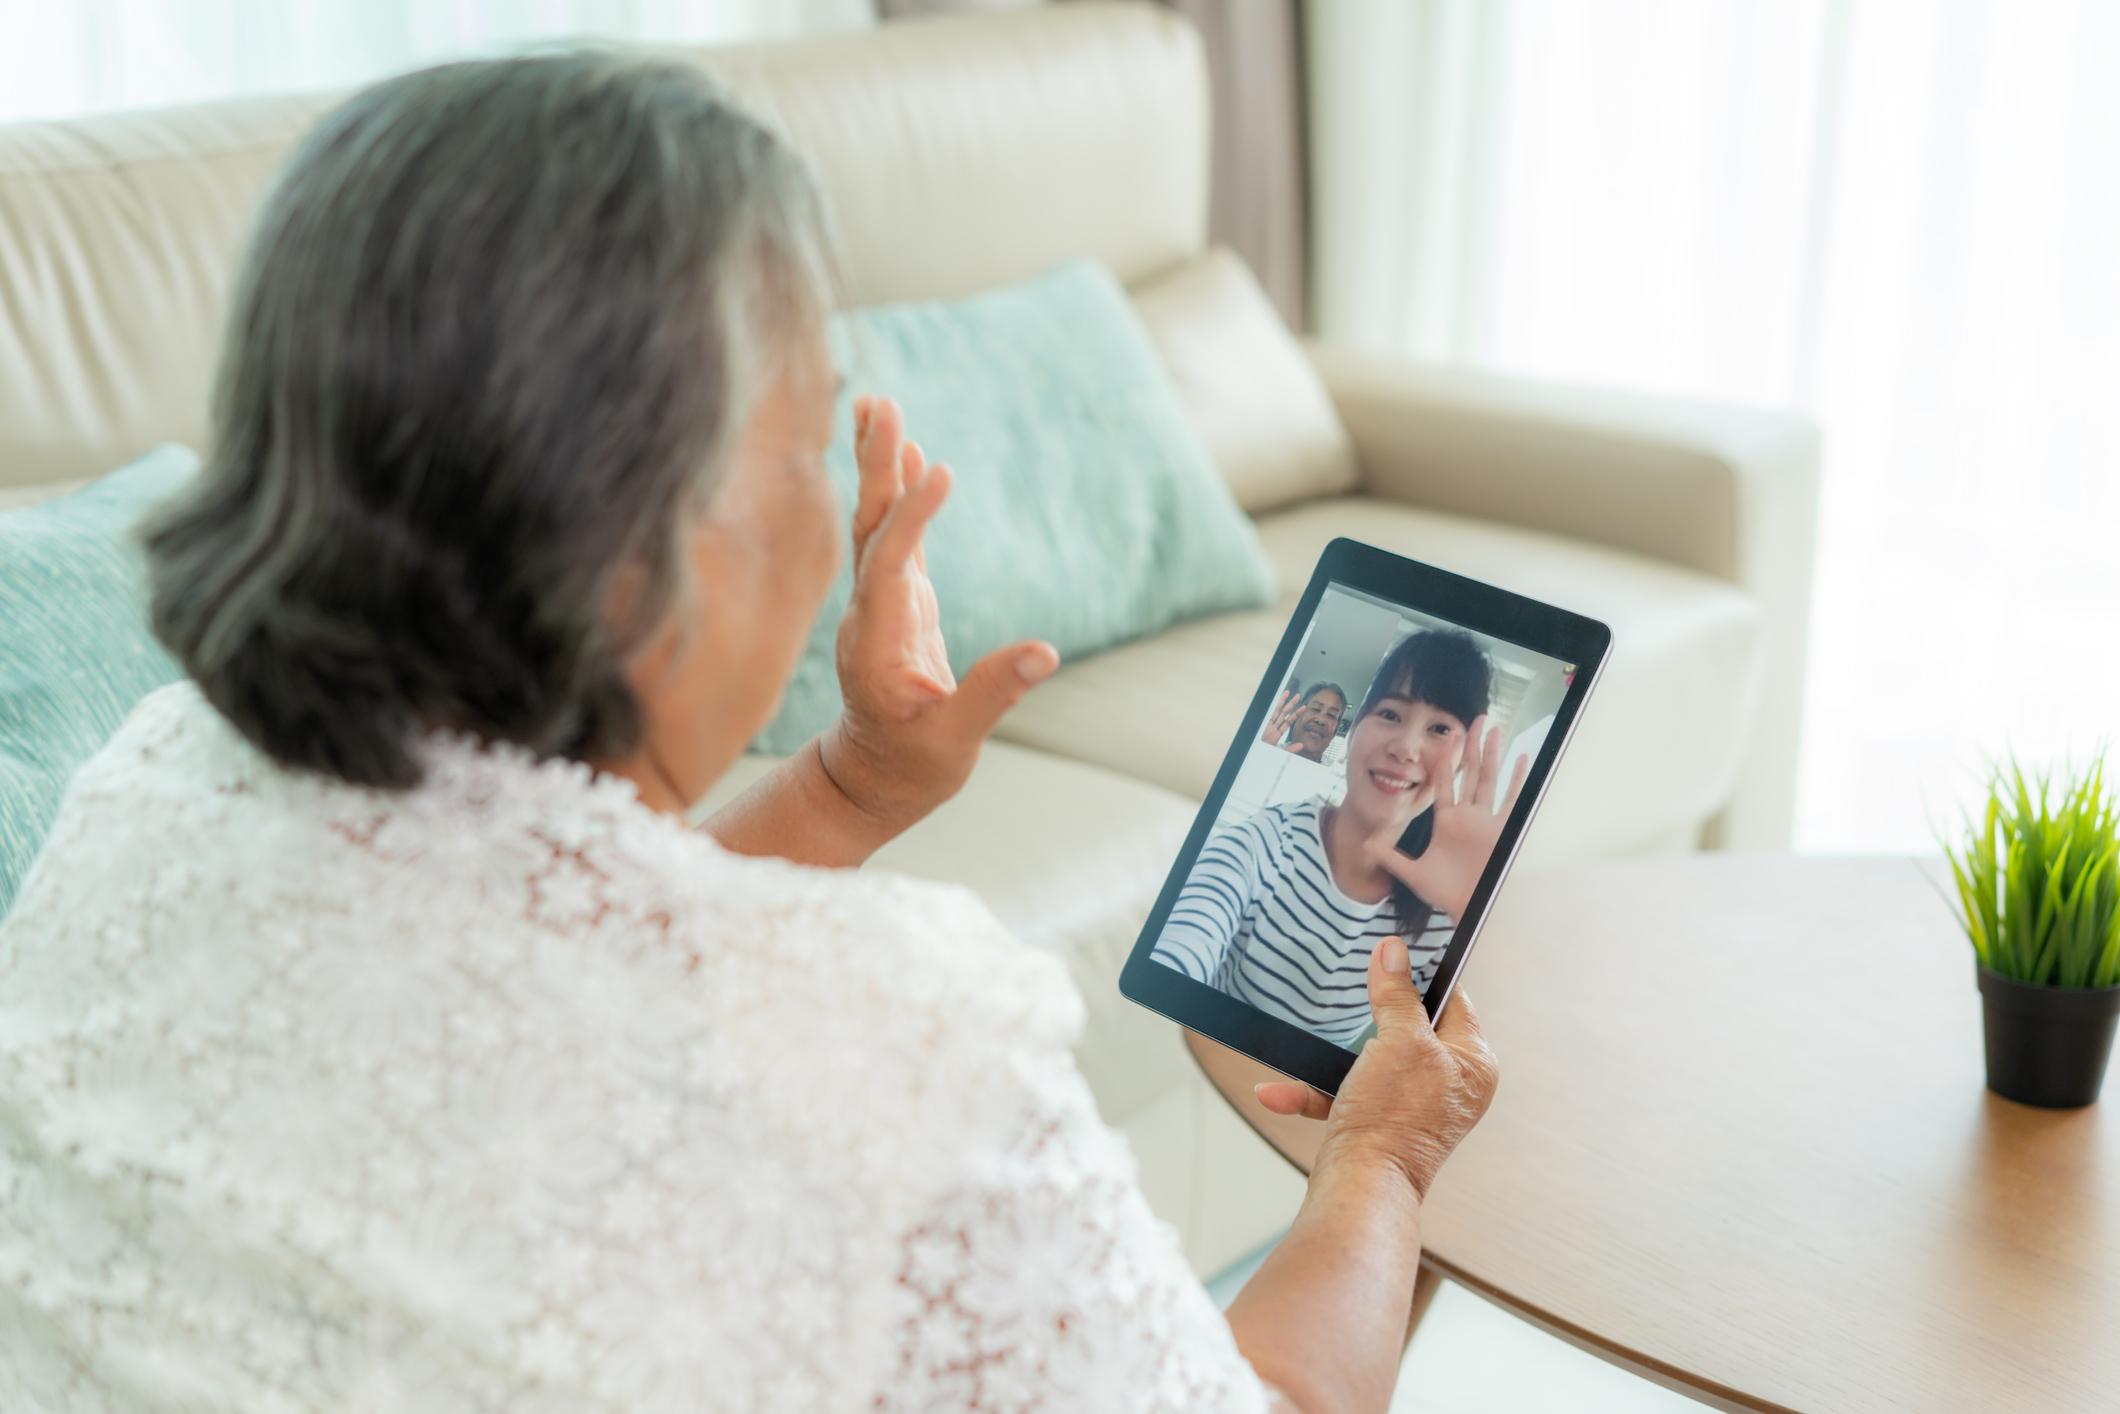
<box><xmin>1261</xmin><ymin>680</ymin><xmax>1349</xmax><ymax>761</ymax></box>
<box><xmin>0</xmin><ymin>53</ymin><xmax>1497</xmax><ymax>1414</ymax></box>
<box><xmin>1154</xmin><ymin>630</ymin><xmax>1529</xmax><ymax>1049</ymax></box>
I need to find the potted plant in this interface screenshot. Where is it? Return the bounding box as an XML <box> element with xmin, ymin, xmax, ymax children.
<box><xmin>1945</xmin><ymin>755</ymin><xmax>2120</xmax><ymax>1107</ymax></box>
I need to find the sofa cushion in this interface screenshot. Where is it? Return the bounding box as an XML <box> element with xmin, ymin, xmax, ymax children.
<box><xmin>1129</xmin><ymin>248</ymin><xmax>1357</xmax><ymax>514</ymax></box>
<box><xmin>1</xmin><ymin>446</ymin><xmax>195</xmax><ymax>914</ymax></box>
<box><xmin>692</xmin><ymin>739</ymin><xmax>1200</xmax><ymax>1127</ymax></box>
<box><xmin>0</xmin><ymin>96</ymin><xmax>336</xmax><ymax>498</ymax></box>
<box><xmin>707</xmin><ymin>5</ymin><xmax>1209</xmax><ymax>306</ymax></box>
<box><xmin>995</xmin><ymin>497</ymin><xmax>1766</xmax><ymax>862</ymax></box>
<box><xmin>982</xmin><ymin>607</ymin><xmax>1283</xmax><ymax>812</ymax></box>
<box><xmin>756</xmin><ymin>259</ymin><xmax>1274</xmax><ymax>753</ymax></box>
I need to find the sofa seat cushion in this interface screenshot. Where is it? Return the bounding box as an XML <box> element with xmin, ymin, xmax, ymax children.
<box><xmin>996</xmin><ymin>497</ymin><xmax>1766</xmax><ymax>862</ymax></box>
<box><xmin>691</xmin><ymin>739</ymin><xmax>1199</xmax><ymax>1127</ymax></box>
<box><xmin>982</xmin><ymin>607</ymin><xmax>1282</xmax><ymax>815</ymax></box>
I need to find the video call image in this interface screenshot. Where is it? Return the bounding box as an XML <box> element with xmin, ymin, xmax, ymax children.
<box><xmin>1151</xmin><ymin>584</ymin><xmax>1576</xmax><ymax>1052</ymax></box>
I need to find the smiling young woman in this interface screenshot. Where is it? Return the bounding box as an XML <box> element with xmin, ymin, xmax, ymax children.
<box><xmin>1154</xmin><ymin>628</ymin><xmax>1527</xmax><ymax>1049</ymax></box>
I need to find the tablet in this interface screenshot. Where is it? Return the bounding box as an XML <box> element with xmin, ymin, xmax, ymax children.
<box><xmin>1119</xmin><ymin>537</ymin><xmax>1611</xmax><ymax>1096</ymax></box>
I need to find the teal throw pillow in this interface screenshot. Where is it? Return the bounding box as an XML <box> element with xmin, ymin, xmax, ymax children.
<box><xmin>1</xmin><ymin>446</ymin><xmax>196</xmax><ymax>914</ymax></box>
<box><xmin>755</xmin><ymin>260</ymin><xmax>1275</xmax><ymax>753</ymax></box>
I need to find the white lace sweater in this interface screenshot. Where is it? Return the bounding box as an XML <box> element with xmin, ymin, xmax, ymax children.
<box><xmin>0</xmin><ymin>684</ymin><xmax>1276</xmax><ymax>1413</ymax></box>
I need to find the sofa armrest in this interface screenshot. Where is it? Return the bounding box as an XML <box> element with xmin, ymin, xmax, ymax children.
<box><xmin>1305</xmin><ymin>341</ymin><xmax>1822</xmax><ymax>849</ymax></box>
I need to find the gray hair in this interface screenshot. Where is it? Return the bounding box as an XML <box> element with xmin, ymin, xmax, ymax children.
<box><xmin>1299</xmin><ymin>681</ymin><xmax>1348</xmax><ymax>712</ymax></box>
<box><xmin>146</xmin><ymin>50</ymin><xmax>836</xmax><ymax>788</ymax></box>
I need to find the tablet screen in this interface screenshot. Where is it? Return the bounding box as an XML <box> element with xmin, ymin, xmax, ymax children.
<box><xmin>1144</xmin><ymin>579</ymin><xmax>1580</xmax><ymax>1054</ymax></box>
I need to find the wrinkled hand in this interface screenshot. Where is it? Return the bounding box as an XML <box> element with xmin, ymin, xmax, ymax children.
<box><xmin>1255</xmin><ymin>937</ymin><xmax>1499</xmax><ymax>1201</ymax></box>
<box><xmin>1364</xmin><ymin>717</ymin><xmax>1527</xmax><ymax>922</ymax></box>
<box><xmin>820</xmin><ymin>395</ymin><xmax>1059</xmax><ymax>833</ymax></box>
<box><xmin>1260</xmin><ymin>690</ymin><xmax>1300</xmax><ymax>749</ymax></box>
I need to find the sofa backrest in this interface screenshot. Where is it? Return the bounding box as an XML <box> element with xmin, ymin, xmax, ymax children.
<box><xmin>0</xmin><ymin>91</ymin><xmax>334</xmax><ymax>507</ymax></box>
<box><xmin>0</xmin><ymin>4</ymin><xmax>1350</xmax><ymax>515</ymax></box>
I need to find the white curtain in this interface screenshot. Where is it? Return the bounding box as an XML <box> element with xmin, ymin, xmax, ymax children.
<box><xmin>0</xmin><ymin>0</ymin><xmax>876</xmax><ymax>124</ymax></box>
<box><xmin>1310</xmin><ymin>0</ymin><xmax>2120</xmax><ymax>852</ymax></box>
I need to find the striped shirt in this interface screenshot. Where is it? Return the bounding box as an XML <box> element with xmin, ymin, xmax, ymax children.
<box><xmin>1151</xmin><ymin>798</ymin><xmax>1453</xmax><ymax>1048</ymax></box>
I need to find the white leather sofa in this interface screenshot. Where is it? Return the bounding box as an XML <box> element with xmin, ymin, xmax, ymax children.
<box><xmin>0</xmin><ymin>4</ymin><xmax>1819</xmax><ymax>1278</ymax></box>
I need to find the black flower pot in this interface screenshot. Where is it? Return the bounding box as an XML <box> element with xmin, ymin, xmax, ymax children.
<box><xmin>1977</xmin><ymin>965</ymin><xmax>2120</xmax><ymax>1108</ymax></box>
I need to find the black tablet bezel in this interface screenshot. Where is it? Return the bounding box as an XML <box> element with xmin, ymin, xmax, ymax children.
<box><xmin>1118</xmin><ymin>536</ymin><xmax>1613</xmax><ymax>1096</ymax></box>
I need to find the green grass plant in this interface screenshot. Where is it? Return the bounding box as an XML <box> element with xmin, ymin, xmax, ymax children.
<box><xmin>1944</xmin><ymin>754</ymin><xmax>2120</xmax><ymax>988</ymax></box>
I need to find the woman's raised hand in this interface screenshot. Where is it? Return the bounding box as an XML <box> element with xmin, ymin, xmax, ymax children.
<box><xmin>1260</xmin><ymin>689</ymin><xmax>1301</xmax><ymax>748</ymax></box>
<box><xmin>1364</xmin><ymin>716</ymin><xmax>1529</xmax><ymax>921</ymax></box>
<box><xmin>821</xmin><ymin>395</ymin><xmax>1059</xmax><ymax>831</ymax></box>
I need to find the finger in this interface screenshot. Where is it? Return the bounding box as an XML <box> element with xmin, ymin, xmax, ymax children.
<box><xmin>1253</xmin><ymin>1081</ymin><xmax>1334</xmax><ymax>1121</ymax></box>
<box><xmin>1365</xmin><ymin>935</ymin><xmax>1432</xmax><ymax>1037</ymax></box>
<box><xmin>1453</xmin><ymin>717</ymin><xmax>1485</xmax><ymax>807</ymax></box>
<box><xmin>899</xmin><ymin>443</ymin><xmax>930</xmax><ymax>569</ymax></box>
<box><xmin>855</xmin><ymin>394</ymin><xmax>899</xmax><ymax>483</ymax></box>
<box><xmin>1396</xmin><ymin>778</ymin><xmax>1439</xmax><ymax>833</ymax></box>
<box><xmin>944</xmin><ymin>638</ymin><xmax>1059</xmax><ymax>739</ymax></box>
<box><xmin>1369</xmin><ymin>783</ymin><xmax>1439</xmax><ymax>878</ymax></box>
<box><xmin>1263</xmin><ymin>691</ymin><xmax>1293</xmax><ymax>743</ymax></box>
<box><xmin>851</xmin><ymin>396</ymin><xmax>904</xmax><ymax>556</ymax></box>
<box><xmin>1473</xmin><ymin>719</ymin><xmax>1504</xmax><ymax>810</ymax></box>
<box><xmin>1500</xmin><ymin>753</ymin><xmax>1531</xmax><ymax>813</ymax></box>
<box><xmin>1383</xmin><ymin>776</ymin><xmax>1425</xmax><ymax>839</ymax></box>
<box><xmin>859</xmin><ymin>464</ymin><xmax>950</xmax><ymax>580</ymax></box>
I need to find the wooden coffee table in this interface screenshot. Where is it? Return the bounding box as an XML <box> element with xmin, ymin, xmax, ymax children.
<box><xmin>1188</xmin><ymin>855</ymin><xmax>2120</xmax><ymax>1413</ymax></box>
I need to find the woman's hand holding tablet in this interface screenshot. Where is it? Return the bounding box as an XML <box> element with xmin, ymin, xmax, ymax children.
<box><xmin>1221</xmin><ymin>932</ymin><xmax>1501</xmax><ymax>1412</ymax></box>
<box><xmin>1120</xmin><ymin>536</ymin><xmax>1611</xmax><ymax>1097</ymax></box>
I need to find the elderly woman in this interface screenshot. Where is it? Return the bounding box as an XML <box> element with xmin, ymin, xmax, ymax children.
<box><xmin>0</xmin><ymin>54</ymin><xmax>1495</xmax><ymax>1414</ymax></box>
<box><xmin>1158</xmin><ymin>631</ymin><xmax>1520</xmax><ymax>1051</ymax></box>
